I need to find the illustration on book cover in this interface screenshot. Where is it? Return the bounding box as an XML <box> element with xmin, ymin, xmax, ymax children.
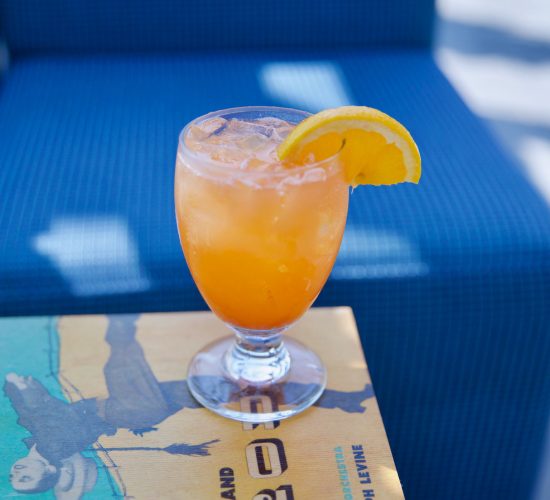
<box><xmin>0</xmin><ymin>314</ymin><xmax>373</xmax><ymax>499</ymax></box>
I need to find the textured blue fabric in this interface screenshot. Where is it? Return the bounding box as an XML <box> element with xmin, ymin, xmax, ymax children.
<box><xmin>0</xmin><ymin>52</ymin><xmax>549</xmax><ymax>499</ymax></box>
<box><xmin>0</xmin><ymin>0</ymin><xmax>435</xmax><ymax>54</ymax></box>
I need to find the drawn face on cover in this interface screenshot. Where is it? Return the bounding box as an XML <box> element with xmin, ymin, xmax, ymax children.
<box><xmin>10</xmin><ymin>448</ymin><xmax>58</xmax><ymax>493</ymax></box>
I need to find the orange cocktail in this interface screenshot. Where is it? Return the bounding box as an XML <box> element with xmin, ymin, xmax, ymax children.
<box><xmin>175</xmin><ymin>109</ymin><xmax>348</xmax><ymax>331</ymax></box>
<box><xmin>175</xmin><ymin>105</ymin><xmax>420</xmax><ymax>422</ymax></box>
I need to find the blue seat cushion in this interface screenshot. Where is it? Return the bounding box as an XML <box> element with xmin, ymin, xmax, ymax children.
<box><xmin>1</xmin><ymin>51</ymin><xmax>549</xmax><ymax>499</ymax></box>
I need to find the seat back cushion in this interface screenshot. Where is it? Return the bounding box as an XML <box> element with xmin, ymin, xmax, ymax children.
<box><xmin>0</xmin><ymin>0</ymin><xmax>434</xmax><ymax>54</ymax></box>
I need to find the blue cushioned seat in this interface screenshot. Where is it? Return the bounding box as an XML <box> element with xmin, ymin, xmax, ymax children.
<box><xmin>1</xmin><ymin>1</ymin><xmax>549</xmax><ymax>499</ymax></box>
<box><xmin>1</xmin><ymin>51</ymin><xmax>549</xmax><ymax>499</ymax></box>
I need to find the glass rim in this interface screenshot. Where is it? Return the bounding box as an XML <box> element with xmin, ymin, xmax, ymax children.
<box><xmin>178</xmin><ymin>105</ymin><xmax>342</xmax><ymax>180</ymax></box>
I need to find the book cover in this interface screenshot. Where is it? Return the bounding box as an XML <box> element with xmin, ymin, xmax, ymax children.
<box><xmin>0</xmin><ymin>308</ymin><xmax>403</xmax><ymax>499</ymax></box>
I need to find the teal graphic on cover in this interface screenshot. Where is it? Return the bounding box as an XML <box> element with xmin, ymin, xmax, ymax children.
<box><xmin>0</xmin><ymin>317</ymin><xmax>119</xmax><ymax>499</ymax></box>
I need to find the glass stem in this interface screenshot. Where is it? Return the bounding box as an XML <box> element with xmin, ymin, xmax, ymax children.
<box><xmin>224</xmin><ymin>327</ymin><xmax>291</xmax><ymax>385</ymax></box>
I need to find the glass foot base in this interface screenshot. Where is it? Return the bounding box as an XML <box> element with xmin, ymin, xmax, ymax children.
<box><xmin>187</xmin><ymin>336</ymin><xmax>327</xmax><ymax>423</ymax></box>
